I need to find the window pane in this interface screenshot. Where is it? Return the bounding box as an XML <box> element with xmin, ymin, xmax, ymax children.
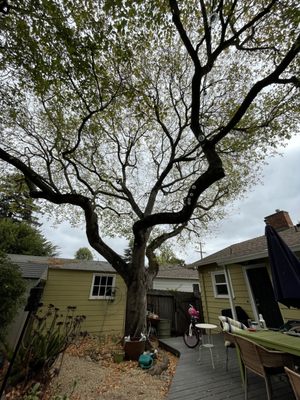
<box><xmin>99</xmin><ymin>286</ymin><xmax>105</xmax><ymax>296</ymax></box>
<box><xmin>215</xmin><ymin>274</ymin><xmax>226</xmax><ymax>284</ymax></box>
<box><xmin>92</xmin><ymin>286</ymin><xmax>99</xmax><ymax>296</ymax></box>
<box><xmin>101</xmin><ymin>276</ymin><xmax>108</xmax><ymax>286</ymax></box>
<box><xmin>107</xmin><ymin>276</ymin><xmax>113</xmax><ymax>286</ymax></box>
<box><xmin>217</xmin><ymin>284</ymin><xmax>228</xmax><ymax>295</ymax></box>
<box><xmin>91</xmin><ymin>275</ymin><xmax>115</xmax><ymax>298</ymax></box>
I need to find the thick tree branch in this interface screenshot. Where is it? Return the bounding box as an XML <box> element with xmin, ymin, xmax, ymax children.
<box><xmin>133</xmin><ymin>142</ymin><xmax>224</xmax><ymax>241</ymax></box>
<box><xmin>147</xmin><ymin>224</ymin><xmax>186</xmax><ymax>254</ymax></box>
<box><xmin>205</xmin><ymin>0</ymin><xmax>278</xmax><ymax>75</ymax></box>
<box><xmin>146</xmin><ymin>224</ymin><xmax>186</xmax><ymax>284</ymax></box>
<box><xmin>199</xmin><ymin>0</ymin><xmax>212</xmax><ymax>58</ymax></box>
<box><xmin>0</xmin><ymin>147</ymin><xmax>129</xmax><ymax>279</ymax></box>
<box><xmin>274</xmin><ymin>76</ymin><xmax>299</xmax><ymax>87</ymax></box>
<box><xmin>169</xmin><ymin>0</ymin><xmax>204</xmax><ymax>141</ymax></box>
<box><xmin>211</xmin><ymin>33</ymin><xmax>300</xmax><ymax>145</ymax></box>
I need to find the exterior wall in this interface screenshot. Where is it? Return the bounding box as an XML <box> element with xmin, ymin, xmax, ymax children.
<box><xmin>152</xmin><ymin>278</ymin><xmax>199</xmax><ymax>293</ymax></box>
<box><xmin>199</xmin><ymin>261</ymin><xmax>300</xmax><ymax>330</ymax></box>
<box><xmin>229</xmin><ymin>264</ymin><xmax>254</xmax><ymax>320</ymax></box>
<box><xmin>198</xmin><ymin>264</ymin><xmax>254</xmax><ymax>329</ymax></box>
<box><xmin>41</xmin><ymin>269</ymin><xmax>127</xmax><ymax>336</ymax></box>
<box><xmin>198</xmin><ymin>265</ymin><xmax>230</xmax><ymax>329</ymax></box>
<box><xmin>6</xmin><ymin>279</ymin><xmax>36</xmax><ymax>349</ymax></box>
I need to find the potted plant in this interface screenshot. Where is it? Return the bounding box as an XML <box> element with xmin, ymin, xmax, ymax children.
<box><xmin>123</xmin><ymin>335</ymin><xmax>146</xmax><ymax>361</ymax></box>
<box><xmin>112</xmin><ymin>349</ymin><xmax>125</xmax><ymax>363</ymax></box>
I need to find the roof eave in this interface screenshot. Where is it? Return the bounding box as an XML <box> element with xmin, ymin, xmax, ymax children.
<box><xmin>196</xmin><ymin>243</ymin><xmax>300</xmax><ymax>269</ymax></box>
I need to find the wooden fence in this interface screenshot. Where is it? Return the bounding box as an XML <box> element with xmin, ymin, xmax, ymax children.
<box><xmin>147</xmin><ymin>286</ymin><xmax>203</xmax><ymax>336</ymax></box>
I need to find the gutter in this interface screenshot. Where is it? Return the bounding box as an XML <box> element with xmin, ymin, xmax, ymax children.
<box><xmin>196</xmin><ymin>244</ymin><xmax>300</xmax><ymax>269</ymax></box>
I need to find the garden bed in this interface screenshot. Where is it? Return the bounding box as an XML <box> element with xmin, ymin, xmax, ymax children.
<box><xmin>3</xmin><ymin>335</ymin><xmax>178</xmax><ymax>400</ymax></box>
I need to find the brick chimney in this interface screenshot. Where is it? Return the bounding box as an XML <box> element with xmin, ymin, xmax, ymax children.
<box><xmin>264</xmin><ymin>210</ymin><xmax>294</xmax><ymax>231</ymax></box>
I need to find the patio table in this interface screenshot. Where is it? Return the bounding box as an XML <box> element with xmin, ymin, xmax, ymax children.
<box><xmin>196</xmin><ymin>323</ymin><xmax>218</xmax><ymax>369</ymax></box>
<box><xmin>232</xmin><ymin>329</ymin><xmax>300</xmax><ymax>384</ymax></box>
<box><xmin>233</xmin><ymin>329</ymin><xmax>300</xmax><ymax>357</ymax></box>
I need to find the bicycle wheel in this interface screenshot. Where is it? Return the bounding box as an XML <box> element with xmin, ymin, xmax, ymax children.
<box><xmin>183</xmin><ymin>326</ymin><xmax>199</xmax><ymax>348</ymax></box>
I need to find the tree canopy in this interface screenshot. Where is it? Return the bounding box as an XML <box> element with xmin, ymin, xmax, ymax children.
<box><xmin>0</xmin><ymin>172</ymin><xmax>58</xmax><ymax>256</ymax></box>
<box><xmin>74</xmin><ymin>247</ymin><xmax>93</xmax><ymax>261</ymax></box>
<box><xmin>0</xmin><ymin>218</ymin><xmax>58</xmax><ymax>256</ymax></box>
<box><xmin>0</xmin><ymin>0</ymin><xmax>299</xmax><ymax>336</ymax></box>
<box><xmin>157</xmin><ymin>244</ymin><xmax>185</xmax><ymax>267</ymax></box>
<box><xmin>0</xmin><ymin>253</ymin><xmax>26</xmax><ymax>344</ymax></box>
<box><xmin>0</xmin><ymin>173</ymin><xmax>41</xmax><ymax>226</ymax></box>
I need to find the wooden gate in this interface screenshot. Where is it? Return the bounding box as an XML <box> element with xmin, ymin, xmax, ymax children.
<box><xmin>147</xmin><ymin>286</ymin><xmax>202</xmax><ymax>336</ymax></box>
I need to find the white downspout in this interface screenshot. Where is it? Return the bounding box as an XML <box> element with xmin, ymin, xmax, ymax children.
<box><xmin>223</xmin><ymin>264</ymin><xmax>237</xmax><ymax>320</ymax></box>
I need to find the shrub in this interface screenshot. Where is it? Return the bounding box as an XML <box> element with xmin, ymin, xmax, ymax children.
<box><xmin>10</xmin><ymin>305</ymin><xmax>86</xmax><ymax>386</ymax></box>
<box><xmin>0</xmin><ymin>253</ymin><xmax>26</xmax><ymax>344</ymax></box>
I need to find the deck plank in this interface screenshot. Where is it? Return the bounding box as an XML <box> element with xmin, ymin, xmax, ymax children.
<box><xmin>161</xmin><ymin>334</ymin><xmax>295</xmax><ymax>400</ymax></box>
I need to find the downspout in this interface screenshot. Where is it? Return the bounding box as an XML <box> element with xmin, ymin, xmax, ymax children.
<box><xmin>199</xmin><ymin>270</ymin><xmax>209</xmax><ymax>322</ymax></box>
<box><xmin>223</xmin><ymin>264</ymin><xmax>237</xmax><ymax>320</ymax></box>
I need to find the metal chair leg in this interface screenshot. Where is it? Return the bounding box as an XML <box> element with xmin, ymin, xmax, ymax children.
<box><xmin>209</xmin><ymin>347</ymin><xmax>215</xmax><ymax>369</ymax></box>
<box><xmin>226</xmin><ymin>346</ymin><xmax>229</xmax><ymax>371</ymax></box>
<box><xmin>244</xmin><ymin>367</ymin><xmax>248</xmax><ymax>400</ymax></box>
<box><xmin>265</xmin><ymin>375</ymin><xmax>272</xmax><ymax>400</ymax></box>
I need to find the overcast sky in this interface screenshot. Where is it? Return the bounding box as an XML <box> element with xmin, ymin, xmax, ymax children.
<box><xmin>40</xmin><ymin>136</ymin><xmax>300</xmax><ymax>263</ymax></box>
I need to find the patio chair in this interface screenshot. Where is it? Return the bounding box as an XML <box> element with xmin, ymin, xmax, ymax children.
<box><xmin>257</xmin><ymin>345</ymin><xmax>294</xmax><ymax>371</ymax></box>
<box><xmin>218</xmin><ymin>316</ymin><xmax>246</xmax><ymax>371</ymax></box>
<box><xmin>234</xmin><ymin>335</ymin><xmax>294</xmax><ymax>400</ymax></box>
<box><xmin>221</xmin><ymin>306</ymin><xmax>250</xmax><ymax>328</ymax></box>
<box><xmin>285</xmin><ymin>366</ymin><xmax>300</xmax><ymax>400</ymax></box>
<box><xmin>219</xmin><ymin>315</ymin><xmax>247</xmax><ymax>331</ymax></box>
<box><xmin>223</xmin><ymin>331</ymin><xmax>236</xmax><ymax>371</ymax></box>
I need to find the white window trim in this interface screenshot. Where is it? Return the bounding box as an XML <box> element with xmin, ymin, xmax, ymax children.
<box><xmin>89</xmin><ymin>273</ymin><xmax>116</xmax><ymax>300</ymax></box>
<box><xmin>211</xmin><ymin>270</ymin><xmax>234</xmax><ymax>299</ymax></box>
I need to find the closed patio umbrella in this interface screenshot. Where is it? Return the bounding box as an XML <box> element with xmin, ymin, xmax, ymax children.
<box><xmin>265</xmin><ymin>224</ymin><xmax>300</xmax><ymax>308</ymax></box>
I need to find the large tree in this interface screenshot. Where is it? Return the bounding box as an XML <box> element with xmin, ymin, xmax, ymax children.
<box><xmin>0</xmin><ymin>218</ymin><xmax>58</xmax><ymax>256</ymax></box>
<box><xmin>0</xmin><ymin>1</ymin><xmax>299</xmax><ymax>336</ymax></box>
<box><xmin>0</xmin><ymin>172</ymin><xmax>41</xmax><ymax>226</ymax></box>
<box><xmin>0</xmin><ymin>252</ymin><xmax>26</xmax><ymax>344</ymax></box>
<box><xmin>0</xmin><ymin>172</ymin><xmax>57</xmax><ymax>256</ymax></box>
<box><xmin>74</xmin><ymin>247</ymin><xmax>93</xmax><ymax>261</ymax></box>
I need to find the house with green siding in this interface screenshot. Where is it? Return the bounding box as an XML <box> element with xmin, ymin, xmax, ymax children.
<box><xmin>9</xmin><ymin>254</ymin><xmax>202</xmax><ymax>347</ymax></box>
<box><xmin>9</xmin><ymin>254</ymin><xmax>127</xmax><ymax>339</ymax></box>
<box><xmin>189</xmin><ymin>210</ymin><xmax>300</xmax><ymax>330</ymax></box>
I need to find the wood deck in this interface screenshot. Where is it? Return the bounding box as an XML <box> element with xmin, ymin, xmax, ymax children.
<box><xmin>161</xmin><ymin>334</ymin><xmax>295</xmax><ymax>400</ymax></box>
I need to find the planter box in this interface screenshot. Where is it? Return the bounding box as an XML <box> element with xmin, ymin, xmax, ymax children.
<box><xmin>124</xmin><ymin>340</ymin><xmax>145</xmax><ymax>361</ymax></box>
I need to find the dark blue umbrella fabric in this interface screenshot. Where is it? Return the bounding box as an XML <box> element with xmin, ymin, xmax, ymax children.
<box><xmin>265</xmin><ymin>224</ymin><xmax>300</xmax><ymax>308</ymax></box>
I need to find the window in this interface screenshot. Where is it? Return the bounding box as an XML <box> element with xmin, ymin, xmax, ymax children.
<box><xmin>211</xmin><ymin>271</ymin><xmax>232</xmax><ymax>298</ymax></box>
<box><xmin>89</xmin><ymin>274</ymin><xmax>116</xmax><ymax>299</ymax></box>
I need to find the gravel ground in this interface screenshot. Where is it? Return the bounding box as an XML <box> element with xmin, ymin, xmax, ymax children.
<box><xmin>46</xmin><ymin>337</ymin><xmax>178</xmax><ymax>400</ymax></box>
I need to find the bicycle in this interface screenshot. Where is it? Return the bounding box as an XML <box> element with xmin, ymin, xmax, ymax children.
<box><xmin>183</xmin><ymin>305</ymin><xmax>202</xmax><ymax>348</ymax></box>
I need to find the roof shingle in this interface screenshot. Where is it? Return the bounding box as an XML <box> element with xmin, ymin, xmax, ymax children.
<box><xmin>189</xmin><ymin>226</ymin><xmax>300</xmax><ymax>268</ymax></box>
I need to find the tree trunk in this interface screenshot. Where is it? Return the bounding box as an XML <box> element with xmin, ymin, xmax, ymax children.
<box><xmin>125</xmin><ymin>277</ymin><xmax>148</xmax><ymax>337</ymax></box>
<box><xmin>124</xmin><ymin>241</ymin><xmax>149</xmax><ymax>337</ymax></box>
